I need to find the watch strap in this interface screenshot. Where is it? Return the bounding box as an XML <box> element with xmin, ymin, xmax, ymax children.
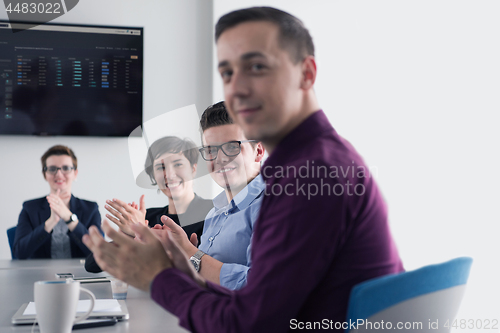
<box><xmin>190</xmin><ymin>250</ymin><xmax>206</xmax><ymax>272</ymax></box>
<box><xmin>193</xmin><ymin>250</ymin><xmax>206</xmax><ymax>261</ymax></box>
<box><xmin>65</xmin><ymin>213</ymin><xmax>77</xmax><ymax>224</ymax></box>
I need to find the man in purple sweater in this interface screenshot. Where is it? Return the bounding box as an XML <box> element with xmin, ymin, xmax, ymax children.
<box><xmin>83</xmin><ymin>7</ymin><xmax>403</xmax><ymax>332</ymax></box>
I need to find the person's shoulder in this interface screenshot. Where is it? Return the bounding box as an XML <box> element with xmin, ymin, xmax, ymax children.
<box><xmin>246</xmin><ymin>177</ymin><xmax>265</xmax><ymax>206</ymax></box>
<box><xmin>22</xmin><ymin>197</ymin><xmax>47</xmax><ymax>209</ymax></box>
<box><xmin>205</xmin><ymin>204</ymin><xmax>216</xmax><ymax>215</ymax></box>
<box><xmin>146</xmin><ymin>205</ymin><xmax>169</xmax><ymax>219</ymax></box>
<box><xmin>72</xmin><ymin>196</ymin><xmax>98</xmax><ymax>209</ymax></box>
<box><xmin>192</xmin><ymin>194</ymin><xmax>215</xmax><ymax>210</ymax></box>
<box><xmin>146</xmin><ymin>205</ymin><xmax>168</xmax><ymax>214</ymax></box>
<box><xmin>294</xmin><ymin>129</ymin><xmax>362</xmax><ymax>168</ymax></box>
<box><xmin>247</xmin><ymin>194</ymin><xmax>263</xmax><ymax>225</ymax></box>
<box><xmin>197</xmin><ymin>196</ymin><xmax>214</xmax><ymax>209</ymax></box>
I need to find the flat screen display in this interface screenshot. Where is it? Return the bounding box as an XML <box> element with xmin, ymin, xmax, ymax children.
<box><xmin>0</xmin><ymin>21</ymin><xmax>143</xmax><ymax>136</ymax></box>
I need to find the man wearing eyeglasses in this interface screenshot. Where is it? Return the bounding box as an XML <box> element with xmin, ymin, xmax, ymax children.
<box><xmin>158</xmin><ymin>101</ymin><xmax>265</xmax><ymax>290</ymax></box>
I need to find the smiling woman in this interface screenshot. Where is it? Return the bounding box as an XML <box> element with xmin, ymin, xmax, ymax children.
<box><xmin>13</xmin><ymin>145</ymin><xmax>103</xmax><ymax>259</ymax></box>
<box><xmin>142</xmin><ymin>136</ymin><xmax>214</xmax><ymax>235</ymax></box>
<box><xmin>84</xmin><ymin>137</ymin><xmax>213</xmax><ymax>273</ymax></box>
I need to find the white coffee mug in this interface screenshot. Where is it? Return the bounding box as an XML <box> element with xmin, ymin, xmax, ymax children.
<box><xmin>34</xmin><ymin>280</ymin><xmax>95</xmax><ymax>333</ymax></box>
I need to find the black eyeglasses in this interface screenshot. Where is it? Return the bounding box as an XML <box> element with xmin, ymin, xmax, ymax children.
<box><xmin>43</xmin><ymin>165</ymin><xmax>75</xmax><ymax>175</ymax></box>
<box><xmin>199</xmin><ymin>140</ymin><xmax>257</xmax><ymax>161</ymax></box>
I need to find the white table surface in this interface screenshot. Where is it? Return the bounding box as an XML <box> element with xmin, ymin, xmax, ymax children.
<box><xmin>0</xmin><ymin>259</ymin><xmax>189</xmax><ymax>332</ymax></box>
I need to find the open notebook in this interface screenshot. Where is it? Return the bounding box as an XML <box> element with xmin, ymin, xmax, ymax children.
<box><xmin>11</xmin><ymin>299</ymin><xmax>129</xmax><ymax>324</ymax></box>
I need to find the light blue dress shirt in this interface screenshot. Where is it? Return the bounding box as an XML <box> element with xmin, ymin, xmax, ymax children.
<box><xmin>199</xmin><ymin>175</ymin><xmax>265</xmax><ymax>290</ymax></box>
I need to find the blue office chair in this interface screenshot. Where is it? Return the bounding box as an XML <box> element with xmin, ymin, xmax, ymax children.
<box><xmin>346</xmin><ymin>257</ymin><xmax>473</xmax><ymax>332</ymax></box>
<box><xmin>7</xmin><ymin>226</ymin><xmax>17</xmax><ymax>259</ymax></box>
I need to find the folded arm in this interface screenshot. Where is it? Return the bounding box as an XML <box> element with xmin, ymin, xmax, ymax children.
<box><xmin>68</xmin><ymin>202</ymin><xmax>103</xmax><ymax>256</ymax></box>
<box><xmin>13</xmin><ymin>207</ymin><xmax>51</xmax><ymax>259</ymax></box>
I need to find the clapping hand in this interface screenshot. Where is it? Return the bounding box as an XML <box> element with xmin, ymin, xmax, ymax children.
<box><xmin>46</xmin><ymin>189</ymin><xmax>72</xmax><ymax>222</ymax></box>
<box><xmin>83</xmin><ymin>220</ymin><xmax>206</xmax><ymax>291</ymax></box>
<box><xmin>83</xmin><ymin>220</ymin><xmax>172</xmax><ymax>291</ymax></box>
<box><xmin>105</xmin><ymin>195</ymin><xmax>147</xmax><ymax>237</ymax></box>
<box><xmin>149</xmin><ymin>216</ymin><xmax>198</xmax><ymax>256</ymax></box>
<box><xmin>146</xmin><ymin>223</ymin><xmax>206</xmax><ymax>288</ymax></box>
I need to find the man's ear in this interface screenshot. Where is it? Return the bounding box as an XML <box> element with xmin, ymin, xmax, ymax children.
<box><xmin>254</xmin><ymin>142</ymin><xmax>265</xmax><ymax>163</ymax></box>
<box><xmin>300</xmin><ymin>55</ymin><xmax>317</xmax><ymax>90</ymax></box>
<box><xmin>191</xmin><ymin>163</ymin><xmax>198</xmax><ymax>176</ymax></box>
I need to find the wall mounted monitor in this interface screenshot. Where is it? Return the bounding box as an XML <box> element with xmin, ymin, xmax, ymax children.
<box><xmin>0</xmin><ymin>21</ymin><xmax>143</xmax><ymax>136</ymax></box>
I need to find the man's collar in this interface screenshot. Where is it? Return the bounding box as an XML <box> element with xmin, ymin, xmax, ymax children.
<box><xmin>212</xmin><ymin>174</ymin><xmax>265</xmax><ymax>211</ymax></box>
<box><xmin>262</xmin><ymin>110</ymin><xmax>333</xmax><ymax>181</ymax></box>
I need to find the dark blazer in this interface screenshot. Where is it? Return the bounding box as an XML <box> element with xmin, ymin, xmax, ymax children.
<box><xmin>146</xmin><ymin>194</ymin><xmax>214</xmax><ymax>243</ymax></box>
<box><xmin>14</xmin><ymin>195</ymin><xmax>103</xmax><ymax>259</ymax></box>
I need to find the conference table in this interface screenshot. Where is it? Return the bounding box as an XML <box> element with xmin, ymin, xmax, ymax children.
<box><xmin>0</xmin><ymin>259</ymin><xmax>189</xmax><ymax>332</ymax></box>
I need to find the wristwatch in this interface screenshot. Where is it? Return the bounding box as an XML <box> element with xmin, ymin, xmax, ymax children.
<box><xmin>65</xmin><ymin>213</ymin><xmax>78</xmax><ymax>224</ymax></box>
<box><xmin>189</xmin><ymin>250</ymin><xmax>206</xmax><ymax>272</ymax></box>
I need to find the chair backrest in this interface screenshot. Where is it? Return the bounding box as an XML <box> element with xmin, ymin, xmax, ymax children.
<box><xmin>7</xmin><ymin>226</ymin><xmax>17</xmax><ymax>259</ymax></box>
<box><xmin>346</xmin><ymin>257</ymin><xmax>473</xmax><ymax>332</ymax></box>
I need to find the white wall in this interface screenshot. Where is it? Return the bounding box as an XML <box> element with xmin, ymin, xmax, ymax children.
<box><xmin>0</xmin><ymin>0</ymin><xmax>216</xmax><ymax>259</ymax></box>
<box><xmin>1</xmin><ymin>0</ymin><xmax>498</xmax><ymax>328</ymax></box>
<box><xmin>213</xmin><ymin>1</ymin><xmax>499</xmax><ymax>330</ymax></box>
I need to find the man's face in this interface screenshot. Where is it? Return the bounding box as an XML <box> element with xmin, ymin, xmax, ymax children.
<box><xmin>202</xmin><ymin>124</ymin><xmax>259</xmax><ymax>193</ymax></box>
<box><xmin>216</xmin><ymin>21</ymin><xmax>304</xmax><ymax>144</ymax></box>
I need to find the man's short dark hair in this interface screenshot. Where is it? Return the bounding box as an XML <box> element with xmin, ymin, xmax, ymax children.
<box><xmin>215</xmin><ymin>6</ymin><xmax>314</xmax><ymax>64</ymax></box>
<box><xmin>144</xmin><ymin>136</ymin><xmax>198</xmax><ymax>186</ymax></box>
<box><xmin>200</xmin><ymin>102</ymin><xmax>258</xmax><ymax>148</ymax></box>
<box><xmin>200</xmin><ymin>101</ymin><xmax>233</xmax><ymax>133</ymax></box>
